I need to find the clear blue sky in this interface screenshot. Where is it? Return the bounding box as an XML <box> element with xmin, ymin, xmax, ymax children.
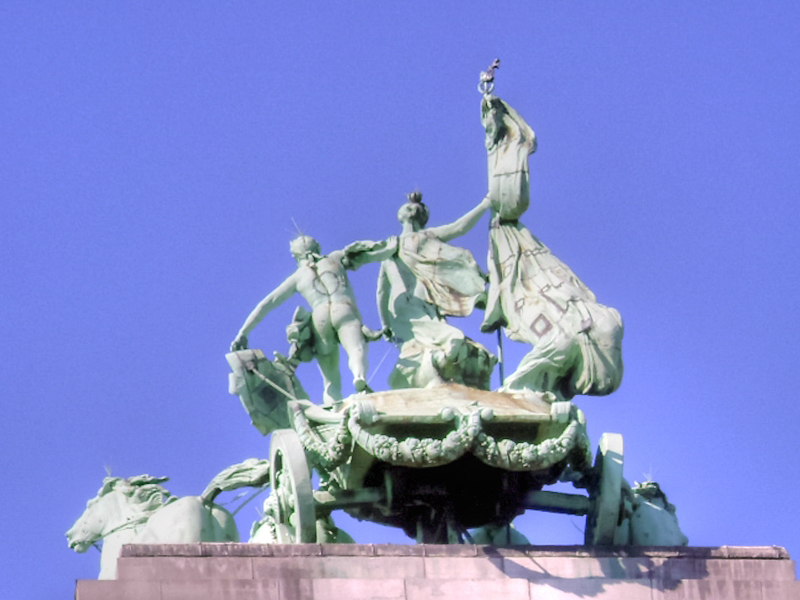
<box><xmin>2</xmin><ymin>3</ymin><xmax>798</xmax><ymax>597</ymax></box>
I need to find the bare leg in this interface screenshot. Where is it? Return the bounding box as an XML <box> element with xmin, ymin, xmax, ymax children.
<box><xmin>316</xmin><ymin>350</ymin><xmax>342</xmax><ymax>406</ymax></box>
<box><xmin>310</xmin><ymin>303</ymin><xmax>342</xmax><ymax>404</ymax></box>
<box><xmin>336</xmin><ymin>315</ymin><xmax>369</xmax><ymax>392</ymax></box>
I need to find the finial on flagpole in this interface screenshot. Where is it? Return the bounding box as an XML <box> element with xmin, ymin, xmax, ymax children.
<box><xmin>478</xmin><ymin>58</ymin><xmax>500</xmax><ymax>95</ymax></box>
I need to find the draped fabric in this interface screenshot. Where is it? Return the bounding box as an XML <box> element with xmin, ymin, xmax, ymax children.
<box><xmin>383</xmin><ymin>232</ymin><xmax>494</xmax><ymax>390</ymax></box>
<box><xmin>482</xmin><ymin>95</ymin><xmax>537</xmax><ymax>221</ymax></box>
<box><xmin>482</xmin><ymin>220</ymin><xmax>596</xmax><ymax>342</ymax></box>
<box><xmin>480</xmin><ymin>95</ymin><xmax>624</xmax><ymax>399</ymax></box>
<box><xmin>484</xmin><ymin>220</ymin><xmax>623</xmax><ymax>398</ymax></box>
<box><xmin>345</xmin><ymin>234</ymin><xmax>494</xmax><ymax>390</ymax></box>
<box><xmin>397</xmin><ymin>230</ymin><xmax>486</xmax><ymax>318</ymax></box>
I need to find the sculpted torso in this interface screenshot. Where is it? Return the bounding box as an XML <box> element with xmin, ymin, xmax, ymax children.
<box><xmin>294</xmin><ymin>255</ymin><xmax>356</xmax><ymax>307</ymax></box>
<box><xmin>295</xmin><ymin>253</ymin><xmax>363</xmax><ymax>353</ymax></box>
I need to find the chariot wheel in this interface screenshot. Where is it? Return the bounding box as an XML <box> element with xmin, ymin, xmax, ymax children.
<box><xmin>585</xmin><ymin>432</ymin><xmax>624</xmax><ymax>546</ymax></box>
<box><xmin>269</xmin><ymin>429</ymin><xmax>316</xmax><ymax>543</ymax></box>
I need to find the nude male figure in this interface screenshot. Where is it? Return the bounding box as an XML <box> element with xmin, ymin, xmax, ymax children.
<box><xmin>231</xmin><ymin>235</ymin><xmax>370</xmax><ymax>405</ymax></box>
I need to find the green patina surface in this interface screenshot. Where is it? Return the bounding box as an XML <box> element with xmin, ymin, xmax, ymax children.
<box><xmin>69</xmin><ymin>62</ymin><xmax>688</xmax><ymax>579</ymax></box>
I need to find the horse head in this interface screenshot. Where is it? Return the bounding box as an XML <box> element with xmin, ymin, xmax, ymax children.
<box><xmin>66</xmin><ymin>475</ymin><xmax>172</xmax><ymax>553</ymax></box>
<box><xmin>66</xmin><ymin>476</ymin><xmax>126</xmax><ymax>553</ymax></box>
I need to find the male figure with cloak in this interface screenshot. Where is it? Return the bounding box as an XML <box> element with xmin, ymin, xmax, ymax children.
<box><xmin>479</xmin><ymin>91</ymin><xmax>624</xmax><ymax>400</ymax></box>
<box><xmin>345</xmin><ymin>192</ymin><xmax>496</xmax><ymax>390</ymax></box>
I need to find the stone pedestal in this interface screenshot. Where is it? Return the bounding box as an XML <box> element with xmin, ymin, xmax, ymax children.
<box><xmin>76</xmin><ymin>544</ymin><xmax>800</xmax><ymax>600</ymax></box>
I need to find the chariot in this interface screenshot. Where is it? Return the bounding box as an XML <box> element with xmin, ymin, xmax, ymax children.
<box><xmin>227</xmin><ymin>349</ymin><xmax>626</xmax><ymax>546</ymax></box>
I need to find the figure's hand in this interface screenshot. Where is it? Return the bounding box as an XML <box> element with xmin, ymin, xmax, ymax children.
<box><xmin>361</xmin><ymin>325</ymin><xmax>384</xmax><ymax>343</ymax></box>
<box><xmin>230</xmin><ymin>335</ymin><xmax>248</xmax><ymax>352</ymax></box>
<box><xmin>382</xmin><ymin>327</ymin><xmax>399</xmax><ymax>344</ymax></box>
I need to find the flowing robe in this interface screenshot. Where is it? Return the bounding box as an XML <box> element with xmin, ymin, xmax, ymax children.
<box><xmin>346</xmin><ymin>233</ymin><xmax>494</xmax><ymax>390</ymax></box>
<box><xmin>479</xmin><ymin>95</ymin><xmax>624</xmax><ymax>399</ymax></box>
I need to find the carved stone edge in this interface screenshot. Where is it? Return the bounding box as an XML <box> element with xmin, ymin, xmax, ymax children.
<box><xmin>119</xmin><ymin>543</ymin><xmax>791</xmax><ymax>560</ymax></box>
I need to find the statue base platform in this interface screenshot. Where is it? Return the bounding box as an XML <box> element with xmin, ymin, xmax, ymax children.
<box><xmin>76</xmin><ymin>544</ymin><xmax>800</xmax><ymax>599</ymax></box>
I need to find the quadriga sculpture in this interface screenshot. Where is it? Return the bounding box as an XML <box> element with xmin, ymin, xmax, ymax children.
<box><xmin>66</xmin><ymin>459</ymin><xmax>269</xmax><ymax>579</ymax></box>
<box><xmin>221</xmin><ymin>64</ymin><xmax>636</xmax><ymax>546</ymax></box>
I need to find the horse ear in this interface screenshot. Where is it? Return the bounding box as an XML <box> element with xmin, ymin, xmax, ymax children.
<box><xmin>98</xmin><ymin>476</ymin><xmax>120</xmax><ymax>497</ymax></box>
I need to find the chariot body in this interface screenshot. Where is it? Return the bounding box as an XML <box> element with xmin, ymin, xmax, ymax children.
<box><xmin>226</xmin><ymin>349</ymin><xmax>626</xmax><ymax>546</ymax></box>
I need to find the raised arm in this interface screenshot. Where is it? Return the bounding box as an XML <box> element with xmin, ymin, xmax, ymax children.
<box><xmin>341</xmin><ymin>237</ymin><xmax>399</xmax><ymax>270</ymax></box>
<box><xmin>427</xmin><ymin>196</ymin><xmax>491</xmax><ymax>242</ymax></box>
<box><xmin>231</xmin><ymin>272</ymin><xmax>298</xmax><ymax>350</ymax></box>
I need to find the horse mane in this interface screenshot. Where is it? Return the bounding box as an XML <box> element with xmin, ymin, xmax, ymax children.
<box><xmin>90</xmin><ymin>475</ymin><xmax>176</xmax><ymax>518</ymax></box>
<box><xmin>200</xmin><ymin>458</ymin><xmax>271</xmax><ymax>504</ymax></box>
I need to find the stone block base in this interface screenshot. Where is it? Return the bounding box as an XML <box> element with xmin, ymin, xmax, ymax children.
<box><xmin>76</xmin><ymin>544</ymin><xmax>800</xmax><ymax>600</ymax></box>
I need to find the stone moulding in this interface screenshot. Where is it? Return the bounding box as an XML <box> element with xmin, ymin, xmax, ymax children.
<box><xmin>78</xmin><ymin>544</ymin><xmax>800</xmax><ymax>600</ymax></box>
<box><xmin>119</xmin><ymin>543</ymin><xmax>793</xmax><ymax>560</ymax></box>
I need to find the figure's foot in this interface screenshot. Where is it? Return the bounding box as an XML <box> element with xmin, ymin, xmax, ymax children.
<box><xmin>353</xmin><ymin>378</ymin><xmax>373</xmax><ymax>394</ymax></box>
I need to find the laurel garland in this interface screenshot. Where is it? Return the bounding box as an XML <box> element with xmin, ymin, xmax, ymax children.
<box><xmin>290</xmin><ymin>403</ymin><xmax>353</xmax><ymax>470</ymax></box>
<box><xmin>290</xmin><ymin>399</ymin><xmax>587</xmax><ymax>473</ymax></box>
<box><xmin>472</xmin><ymin>414</ymin><xmax>588</xmax><ymax>471</ymax></box>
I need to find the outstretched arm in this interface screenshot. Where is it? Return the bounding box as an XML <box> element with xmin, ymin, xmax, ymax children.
<box><xmin>231</xmin><ymin>272</ymin><xmax>298</xmax><ymax>349</ymax></box>
<box><xmin>427</xmin><ymin>196</ymin><xmax>491</xmax><ymax>242</ymax></box>
<box><xmin>341</xmin><ymin>237</ymin><xmax>399</xmax><ymax>270</ymax></box>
